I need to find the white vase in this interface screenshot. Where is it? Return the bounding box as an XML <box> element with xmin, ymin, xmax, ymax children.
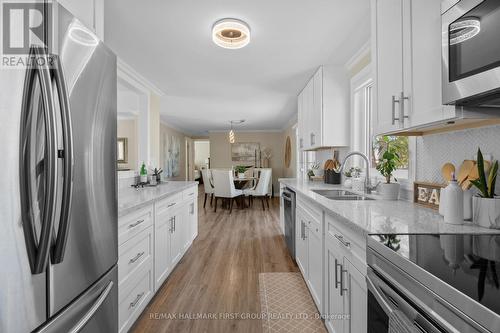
<box><xmin>463</xmin><ymin>190</ymin><xmax>473</xmax><ymax>220</ymax></box>
<box><xmin>237</xmin><ymin>173</ymin><xmax>245</xmax><ymax>179</ymax></box>
<box><xmin>344</xmin><ymin>178</ymin><xmax>352</xmax><ymax>188</ymax></box>
<box><xmin>472</xmin><ymin>196</ymin><xmax>500</xmax><ymax>229</ymax></box>
<box><xmin>313</xmin><ymin>169</ymin><xmax>324</xmax><ymax>177</ymax></box>
<box><xmin>443</xmin><ymin>180</ymin><xmax>464</xmax><ymax>225</ymax></box>
<box><xmin>140</xmin><ymin>175</ymin><xmax>148</xmax><ymax>183</ymax></box>
<box><xmin>352</xmin><ymin>178</ymin><xmax>365</xmax><ymax>192</ymax></box>
<box><xmin>378</xmin><ymin>183</ymin><xmax>400</xmax><ymax>200</ymax></box>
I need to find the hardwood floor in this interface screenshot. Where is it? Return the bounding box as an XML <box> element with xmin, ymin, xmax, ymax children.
<box><xmin>131</xmin><ymin>186</ymin><xmax>299</xmax><ymax>333</ymax></box>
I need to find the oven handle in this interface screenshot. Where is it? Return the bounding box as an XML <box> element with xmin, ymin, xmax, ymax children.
<box><xmin>366</xmin><ymin>272</ymin><xmax>394</xmax><ymax>316</ymax></box>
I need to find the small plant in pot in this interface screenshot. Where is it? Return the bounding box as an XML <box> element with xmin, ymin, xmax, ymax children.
<box><xmin>343</xmin><ymin>167</ymin><xmax>361</xmax><ymax>188</ymax></box>
<box><xmin>310</xmin><ymin>161</ymin><xmax>323</xmax><ymax>177</ymax></box>
<box><xmin>376</xmin><ymin>144</ymin><xmax>401</xmax><ymax>200</ymax></box>
<box><xmin>234</xmin><ymin>165</ymin><xmax>248</xmax><ymax>179</ymax></box>
<box><xmin>470</xmin><ymin>149</ymin><xmax>499</xmax><ymax>229</ymax></box>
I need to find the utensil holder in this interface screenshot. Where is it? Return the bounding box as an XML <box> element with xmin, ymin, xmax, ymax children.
<box><xmin>324</xmin><ymin>170</ymin><xmax>341</xmax><ymax>184</ymax></box>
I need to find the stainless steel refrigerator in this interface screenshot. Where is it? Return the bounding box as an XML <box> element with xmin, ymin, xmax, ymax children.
<box><xmin>0</xmin><ymin>2</ymin><xmax>118</xmax><ymax>332</ymax></box>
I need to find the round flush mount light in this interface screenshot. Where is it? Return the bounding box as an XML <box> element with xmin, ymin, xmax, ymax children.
<box><xmin>449</xmin><ymin>17</ymin><xmax>480</xmax><ymax>46</ymax></box>
<box><xmin>212</xmin><ymin>18</ymin><xmax>250</xmax><ymax>49</ymax></box>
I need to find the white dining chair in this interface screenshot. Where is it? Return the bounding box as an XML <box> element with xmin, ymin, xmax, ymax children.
<box><xmin>201</xmin><ymin>169</ymin><xmax>214</xmax><ymax>208</ymax></box>
<box><xmin>212</xmin><ymin>169</ymin><xmax>244</xmax><ymax>214</ymax></box>
<box><xmin>253</xmin><ymin>168</ymin><xmax>273</xmax><ymax>197</ymax></box>
<box><xmin>244</xmin><ymin>169</ymin><xmax>272</xmax><ymax>211</ymax></box>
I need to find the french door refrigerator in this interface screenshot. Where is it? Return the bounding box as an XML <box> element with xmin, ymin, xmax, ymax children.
<box><xmin>0</xmin><ymin>2</ymin><xmax>118</xmax><ymax>332</ymax></box>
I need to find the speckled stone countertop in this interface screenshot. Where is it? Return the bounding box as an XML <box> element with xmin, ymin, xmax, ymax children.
<box><xmin>118</xmin><ymin>181</ymin><xmax>198</xmax><ymax>217</ymax></box>
<box><xmin>279</xmin><ymin>178</ymin><xmax>500</xmax><ymax>235</ymax></box>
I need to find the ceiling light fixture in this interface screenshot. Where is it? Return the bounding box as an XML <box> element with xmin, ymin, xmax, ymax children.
<box><xmin>228</xmin><ymin>120</ymin><xmax>245</xmax><ymax>144</ymax></box>
<box><xmin>212</xmin><ymin>18</ymin><xmax>251</xmax><ymax>49</ymax></box>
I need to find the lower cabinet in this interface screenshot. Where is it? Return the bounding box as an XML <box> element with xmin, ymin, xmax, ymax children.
<box><xmin>296</xmin><ymin>199</ymin><xmax>323</xmax><ymax>314</ymax></box>
<box><xmin>324</xmin><ymin>214</ymin><xmax>367</xmax><ymax>333</ymax></box>
<box><xmin>118</xmin><ymin>184</ymin><xmax>199</xmax><ymax>332</ymax></box>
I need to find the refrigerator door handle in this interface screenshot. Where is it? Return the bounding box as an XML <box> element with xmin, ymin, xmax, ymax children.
<box><xmin>68</xmin><ymin>281</ymin><xmax>114</xmax><ymax>333</ymax></box>
<box><xmin>51</xmin><ymin>54</ymin><xmax>74</xmax><ymax>264</ymax></box>
<box><xmin>19</xmin><ymin>45</ymin><xmax>59</xmax><ymax>274</ymax></box>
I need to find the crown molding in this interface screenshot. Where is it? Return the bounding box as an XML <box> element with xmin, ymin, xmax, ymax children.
<box><xmin>117</xmin><ymin>58</ymin><xmax>165</xmax><ymax>96</ymax></box>
<box><xmin>345</xmin><ymin>40</ymin><xmax>370</xmax><ymax>72</ymax></box>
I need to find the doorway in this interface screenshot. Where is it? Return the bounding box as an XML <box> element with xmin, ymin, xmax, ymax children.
<box><xmin>193</xmin><ymin>140</ymin><xmax>210</xmax><ymax>182</ymax></box>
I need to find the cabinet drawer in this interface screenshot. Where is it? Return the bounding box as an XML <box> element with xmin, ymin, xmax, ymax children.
<box><xmin>297</xmin><ymin>204</ymin><xmax>322</xmax><ymax>238</ymax></box>
<box><xmin>118</xmin><ymin>226</ymin><xmax>153</xmax><ymax>286</ymax></box>
<box><xmin>118</xmin><ymin>204</ymin><xmax>153</xmax><ymax>245</ymax></box>
<box><xmin>183</xmin><ymin>186</ymin><xmax>198</xmax><ymax>200</ymax></box>
<box><xmin>297</xmin><ymin>194</ymin><xmax>322</xmax><ymax>223</ymax></box>
<box><xmin>156</xmin><ymin>193</ymin><xmax>183</xmax><ymax>215</ymax></box>
<box><xmin>119</xmin><ymin>266</ymin><xmax>153</xmax><ymax>333</ymax></box>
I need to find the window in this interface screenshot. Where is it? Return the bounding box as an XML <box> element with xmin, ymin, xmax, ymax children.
<box><xmin>350</xmin><ymin>66</ymin><xmax>411</xmax><ymax>181</ymax></box>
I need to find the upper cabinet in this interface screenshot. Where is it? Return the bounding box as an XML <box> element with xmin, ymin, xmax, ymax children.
<box><xmin>57</xmin><ymin>0</ymin><xmax>104</xmax><ymax>39</ymax></box>
<box><xmin>371</xmin><ymin>0</ymin><xmax>487</xmax><ymax>136</ymax></box>
<box><xmin>298</xmin><ymin>66</ymin><xmax>350</xmax><ymax>150</ymax></box>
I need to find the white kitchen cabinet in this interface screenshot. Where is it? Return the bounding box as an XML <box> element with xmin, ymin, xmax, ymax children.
<box><xmin>57</xmin><ymin>0</ymin><xmax>104</xmax><ymax>39</ymax></box>
<box><xmin>371</xmin><ymin>0</ymin><xmax>405</xmax><ymax>134</ymax></box>
<box><xmin>324</xmin><ymin>213</ymin><xmax>367</xmax><ymax>333</ymax></box>
<box><xmin>307</xmin><ymin>219</ymin><xmax>323</xmax><ymax>312</ymax></box>
<box><xmin>154</xmin><ymin>206</ymin><xmax>173</xmax><ymax>290</ymax></box>
<box><xmin>371</xmin><ymin>0</ymin><xmax>457</xmax><ymax>135</ymax></box>
<box><xmin>298</xmin><ymin>66</ymin><xmax>350</xmax><ymax>150</ymax></box>
<box><xmin>343</xmin><ymin>258</ymin><xmax>367</xmax><ymax>333</ymax></box>
<box><xmin>295</xmin><ymin>208</ymin><xmax>309</xmax><ymax>277</ymax></box>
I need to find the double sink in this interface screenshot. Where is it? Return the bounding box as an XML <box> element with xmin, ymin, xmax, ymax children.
<box><xmin>312</xmin><ymin>189</ymin><xmax>374</xmax><ymax>201</ymax></box>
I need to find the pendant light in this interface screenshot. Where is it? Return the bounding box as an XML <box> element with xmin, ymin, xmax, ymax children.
<box><xmin>228</xmin><ymin>120</ymin><xmax>244</xmax><ymax>144</ymax></box>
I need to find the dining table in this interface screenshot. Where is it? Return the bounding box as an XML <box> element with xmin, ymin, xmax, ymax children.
<box><xmin>233</xmin><ymin>176</ymin><xmax>258</xmax><ymax>190</ymax></box>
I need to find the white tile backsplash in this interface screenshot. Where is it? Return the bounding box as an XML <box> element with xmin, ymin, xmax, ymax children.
<box><xmin>416</xmin><ymin>124</ymin><xmax>500</xmax><ymax>187</ymax></box>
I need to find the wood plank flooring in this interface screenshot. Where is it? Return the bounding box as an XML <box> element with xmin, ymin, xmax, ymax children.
<box><xmin>131</xmin><ymin>186</ymin><xmax>299</xmax><ymax>333</ymax></box>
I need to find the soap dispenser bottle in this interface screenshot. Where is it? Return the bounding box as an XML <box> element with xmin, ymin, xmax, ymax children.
<box><xmin>444</xmin><ymin>172</ymin><xmax>464</xmax><ymax>225</ymax></box>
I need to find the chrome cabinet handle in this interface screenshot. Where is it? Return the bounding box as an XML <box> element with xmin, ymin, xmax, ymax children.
<box><xmin>335</xmin><ymin>259</ymin><xmax>340</xmax><ymax>289</ymax></box>
<box><xmin>128</xmin><ymin>219</ymin><xmax>144</xmax><ymax>229</ymax></box>
<box><xmin>340</xmin><ymin>264</ymin><xmax>348</xmax><ymax>296</ymax></box>
<box><xmin>392</xmin><ymin>92</ymin><xmax>409</xmax><ymax>126</ymax></box>
<box><xmin>129</xmin><ymin>251</ymin><xmax>145</xmax><ymax>264</ymax></box>
<box><xmin>19</xmin><ymin>45</ymin><xmax>58</xmax><ymax>274</ymax></box>
<box><xmin>174</xmin><ymin>216</ymin><xmax>176</xmax><ymax>232</ymax></box>
<box><xmin>334</xmin><ymin>234</ymin><xmax>350</xmax><ymax>248</ymax></box>
<box><xmin>299</xmin><ymin>138</ymin><xmax>303</xmax><ymax>149</ymax></box>
<box><xmin>169</xmin><ymin>217</ymin><xmax>174</xmax><ymax>233</ymax></box>
<box><xmin>51</xmin><ymin>54</ymin><xmax>74</xmax><ymax>265</ymax></box>
<box><xmin>310</xmin><ymin>133</ymin><xmax>315</xmax><ymax>146</ymax></box>
<box><xmin>168</xmin><ymin>202</ymin><xmax>176</xmax><ymax>208</ymax></box>
<box><xmin>129</xmin><ymin>292</ymin><xmax>145</xmax><ymax>309</ymax></box>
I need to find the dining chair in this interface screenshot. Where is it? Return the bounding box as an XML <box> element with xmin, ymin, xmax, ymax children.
<box><xmin>253</xmin><ymin>168</ymin><xmax>273</xmax><ymax>197</ymax></box>
<box><xmin>212</xmin><ymin>169</ymin><xmax>244</xmax><ymax>214</ymax></box>
<box><xmin>244</xmin><ymin>169</ymin><xmax>272</xmax><ymax>211</ymax></box>
<box><xmin>201</xmin><ymin>169</ymin><xmax>214</xmax><ymax>208</ymax></box>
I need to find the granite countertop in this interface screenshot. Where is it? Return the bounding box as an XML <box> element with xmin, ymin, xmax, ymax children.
<box><xmin>279</xmin><ymin>178</ymin><xmax>500</xmax><ymax>236</ymax></box>
<box><xmin>118</xmin><ymin>181</ymin><xmax>198</xmax><ymax>217</ymax></box>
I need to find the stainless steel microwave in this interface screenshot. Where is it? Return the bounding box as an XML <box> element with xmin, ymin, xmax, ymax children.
<box><xmin>442</xmin><ymin>0</ymin><xmax>500</xmax><ymax>107</ymax></box>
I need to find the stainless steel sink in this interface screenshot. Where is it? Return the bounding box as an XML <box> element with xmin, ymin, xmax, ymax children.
<box><xmin>311</xmin><ymin>189</ymin><xmax>374</xmax><ymax>201</ymax></box>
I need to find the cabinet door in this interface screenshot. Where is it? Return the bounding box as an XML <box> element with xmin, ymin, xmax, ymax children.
<box><xmin>154</xmin><ymin>212</ymin><xmax>172</xmax><ymax>289</ymax></box>
<box><xmin>170</xmin><ymin>211</ymin><xmax>183</xmax><ymax>266</ymax></box>
<box><xmin>407</xmin><ymin>0</ymin><xmax>455</xmax><ymax>127</ymax></box>
<box><xmin>189</xmin><ymin>199</ymin><xmax>198</xmax><ymax>241</ymax></box>
<box><xmin>308</xmin><ymin>226</ymin><xmax>323</xmax><ymax>312</ymax></box>
<box><xmin>298</xmin><ymin>92</ymin><xmax>305</xmax><ymax>150</ymax></box>
<box><xmin>303</xmin><ymin>80</ymin><xmax>314</xmax><ymax>150</ymax></box>
<box><xmin>295</xmin><ymin>211</ymin><xmax>308</xmax><ymax>277</ymax></box>
<box><xmin>343</xmin><ymin>258</ymin><xmax>367</xmax><ymax>333</ymax></box>
<box><xmin>372</xmin><ymin>0</ymin><xmax>404</xmax><ymax>135</ymax></box>
<box><xmin>325</xmin><ymin>241</ymin><xmax>344</xmax><ymax>333</ymax></box>
<box><xmin>311</xmin><ymin>68</ymin><xmax>323</xmax><ymax>149</ymax></box>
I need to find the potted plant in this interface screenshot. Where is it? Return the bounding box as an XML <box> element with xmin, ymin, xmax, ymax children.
<box><xmin>139</xmin><ymin>162</ymin><xmax>148</xmax><ymax>183</ymax></box>
<box><xmin>470</xmin><ymin>148</ymin><xmax>499</xmax><ymax>229</ymax></box>
<box><xmin>376</xmin><ymin>143</ymin><xmax>401</xmax><ymax>200</ymax></box>
<box><xmin>234</xmin><ymin>165</ymin><xmax>248</xmax><ymax>179</ymax></box>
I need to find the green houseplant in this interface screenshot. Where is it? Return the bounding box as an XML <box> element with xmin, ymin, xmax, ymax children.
<box><xmin>139</xmin><ymin>162</ymin><xmax>148</xmax><ymax>183</ymax></box>
<box><xmin>470</xmin><ymin>148</ymin><xmax>499</xmax><ymax>229</ymax></box>
<box><xmin>376</xmin><ymin>141</ymin><xmax>401</xmax><ymax>200</ymax></box>
<box><xmin>234</xmin><ymin>165</ymin><xmax>248</xmax><ymax>178</ymax></box>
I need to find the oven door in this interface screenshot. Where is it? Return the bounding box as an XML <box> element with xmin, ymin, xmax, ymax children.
<box><xmin>442</xmin><ymin>0</ymin><xmax>500</xmax><ymax>106</ymax></box>
<box><xmin>366</xmin><ymin>268</ymin><xmax>446</xmax><ymax>333</ymax></box>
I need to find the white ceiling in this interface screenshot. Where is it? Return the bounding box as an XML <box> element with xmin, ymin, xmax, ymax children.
<box><xmin>105</xmin><ymin>0</ymin><xmax>370</xmax><ymax>136</ymax></box>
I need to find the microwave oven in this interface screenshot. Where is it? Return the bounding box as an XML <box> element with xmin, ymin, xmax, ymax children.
<box><xmin>442</xmin><ymin>0</ymin><xmax>500</xmax><ymax>107</ymax></box>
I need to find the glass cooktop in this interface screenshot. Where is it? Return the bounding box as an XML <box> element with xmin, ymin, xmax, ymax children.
<box><xmin>370</xmin><ymin>234</ymin><xmax>500</xmax><ymax>317</ymax></box>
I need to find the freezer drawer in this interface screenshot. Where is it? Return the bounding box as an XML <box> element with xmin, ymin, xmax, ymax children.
<box><xmin>36</xmin><ymin>265</ymin><xmax>118</xmax><ymax>333</ymax></box>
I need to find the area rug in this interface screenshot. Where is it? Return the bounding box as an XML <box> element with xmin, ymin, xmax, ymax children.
<box><xmin>259</xmin><ymin>272</ymin><xmax>327</xmax><ymax>333</ymax></box>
